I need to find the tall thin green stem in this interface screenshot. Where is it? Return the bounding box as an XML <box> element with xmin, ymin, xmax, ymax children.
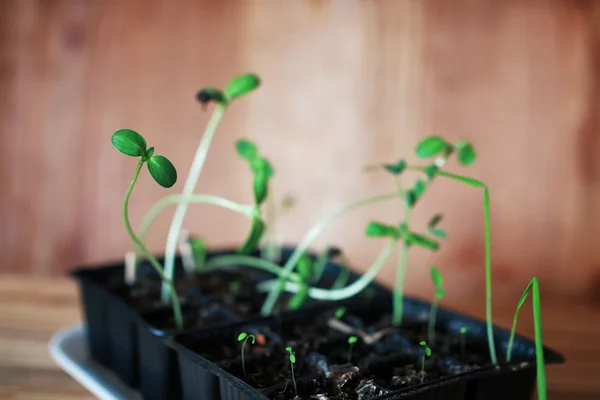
<box><xmin>123</xmin><ymin>160</ymin><xmax>183</xmax><ymax>330</ymax></box>
<box><xmin>161</xmin><ymin>104</ymin><xmax>227</xmax><ymax>303</ymax></box>
<box><xmin>428</xmin><ymin>300</ymin><xmax>439</xmax><ymax>345</ymax></box>
<box><xmin>410</xmin><ymin>167</ymin><xmax>497</xmax><ymax>365</ymax></box>
<box><xmin>506</xmin><ymin>277</ymin><xmax>546</xmax><ymax>400</ymax></box>
<box><xmin>392</xmin><ymin>207</ymin><xmax>412</xmax><ymax>326</ymax></box>
<box><xmin>260</xmin><ymin>190</ymin><xmax>404</xmax><ymax>316</ymax></box>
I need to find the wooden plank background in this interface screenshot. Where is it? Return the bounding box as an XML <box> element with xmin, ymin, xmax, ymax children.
<box><xmin>1</xmin><ymin>0</ymin><xmax>600</xmax><ymax>306</ymax></box>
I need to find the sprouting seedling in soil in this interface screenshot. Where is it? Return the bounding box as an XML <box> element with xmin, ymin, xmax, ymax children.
<box><xmin>237</xmin><ymin>332</ymin><xmax>256</xmax><ymax>379</ymax></box>
<box><xmin>334</xmin><ymin>307</ymin><xmax>346</xmax><ymax>320</ymax></box>
<box><xmin>506</xmin><ymin>277</ymin><xmax>547</xmax><ymax>400</ymax></box>
<box><xmin>235</xmin><ymin>138</ymin><xmax>274</xmax><ymax>254</ymax></box>
<box><xmin>348</xmin><ymin>335</ymin><xmax>358</xmax><ymax>364</ymax></box>
<box><xmin>111</xmin><ymin>128</ymin><xmax>183</xmax><ymax>330</ymax></box>
<box><xmin>419</xmin><ymin>340</ymin><xmax>432</xmax><ymax>384</ymax></box>
<box><xmin>428</xmin><ymin>266</ymin><xmax>446</xmax><ymax>345</ymax></box>
<box><xmin>160</xmin><ymin>73</ymin><xmax>260</xmax><ymax>304</ymax></box>
<box><xmin>285</xmin><ymin>346</ymin><xmax>298</xmax><ymax>398</ymax></box>
<box><xmin>287</xmin><ymin>253</ymin><xmax>313</xmax><ymax>310</ymax></box>
<box><xmin>459</xmin><ymin>326</ymin><xmax>468</xmax><ymax>358</ymax></box>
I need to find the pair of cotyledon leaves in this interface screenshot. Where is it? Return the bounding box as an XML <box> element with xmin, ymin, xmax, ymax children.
<box><xmin>111</xmin><ymin>129</ymin><xmax>178</xmax><ymax>188</ymax></box>
<box><xmin>365</xmin><ymin>217</ymin><xmax>445</xmax><ymax>251</ymax></box>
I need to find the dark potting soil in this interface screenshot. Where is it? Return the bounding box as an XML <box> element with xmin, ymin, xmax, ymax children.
<box><xmin>145</xmin><ymin>303</ymin><xmax>236</xmax><ymax>333</ymax></box>
<box><xmin>193</xmin><ymin>308</ymin><xmax>501</xmax><ymax>399</ymax></box>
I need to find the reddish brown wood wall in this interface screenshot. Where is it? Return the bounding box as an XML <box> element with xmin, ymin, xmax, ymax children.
<box><xmin>1</xmin><ymin>0</ymin><xmax>599</xmax><ymax>304</ymax></box>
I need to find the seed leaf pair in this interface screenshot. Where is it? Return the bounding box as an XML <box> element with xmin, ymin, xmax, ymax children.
<box><xmin>196</xmin><ymin>73</ymin><xmax>260</xmax><ymax>108</ymax></box>
<box><xmin>415</xmin><ymin>136</ymin><xmax>477</xmax><ymax>166</ymax></box>
<box><xmin>365</xmin><ymin>221</ymin><xmax>439</xmax><ymax>251</ymax></box>
<box><xmin>112</xmin><ymin>129</ymin><xmax>177</xmax><ymax>188</ymax></box>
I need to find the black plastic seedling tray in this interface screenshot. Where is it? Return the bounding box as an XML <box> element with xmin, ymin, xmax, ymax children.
<box><xmin>170</xmin><ymin>297</ymin><xmax>563</xmax><ymax>400</ymax></box>
<box><xmin>70</xmin><ymin>246</ymin><xmax>390</xmax><ymax>400</ymax></box>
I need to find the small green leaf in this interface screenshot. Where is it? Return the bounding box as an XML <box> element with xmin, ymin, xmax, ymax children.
<box><xmin>334</xmin><ymin>307</ymin><xmax>346</xmax><ymax>319</ymax></box>
<box><xmin>189</xmin><ymin>237</ymin><xmax>207</xmax><ymax>270</ymax></box>
<box><xmin>404</xmin><ymin>191</ymin><xmax>417</xmax><ymax>207</ymax></box>
<box><xmin>429</xmin><ymin>215</ymin><xmax>442</xmax><ymax>228</ymax></box>
<box><xmin>238</xmin><ymin>332</ymin><xmax>248</xmax><ymax>341</ymax></box>
<box><xmin>383</xmin><ymin>160</ymin><xmax>407</xmax><ymax>175</ymax></box>
<box><xmin>251</xmin><ymin>157</ymin><xmax>273</xmax><ymax>205</ymax></box>
<box><xmin>425</xmin><ymin>347</ymin><xmax>432</xmax><ymax>357</ymax></box>
<box><xmin>196</xmin><ymin>88</ymin><xmax>226</xmax><ymax>105</ymax></box>
<box><xmin>405</xmin><ymin>232</ymin><xmax>439</xmax><ymax>251</ymax></box>
<box><xmin>430</xmin><ymin>266</ymin><xmax>444</xmax><ymax>288</ymax></box>
<box><xmin>365</xmin><ymin>222</ymin><xmax>399</xmax><ymax>238</ymax></box>
<box><xmin>289</xmin><ymin>354</ymin><xmax>296</xmax><ymax>364</ymax></box>
<box><xmin>419</xmin><ymin>341</ymin><xmax>427</xmax><ymax>346</ymax></box>
<box><xmin>285</xmin><ymin>346</ymin><xmax>292</xmax><ymax>352</ymax></box>
<box><xmin>225</xmin><ymin>73</ymin><xmax>260</xmax><ymax>100</ymax></box>
<box><xmin>413</xmin><ymin>180</ymin><xmax>426</xmax><ymax>197</ymax></box>
<box><xmin>239</xmin><ymin>217</ymin><xmax>266</xmax><ymax>254</ymax></box>
<box><xmin>143</xmin><ymin>147</ymin><xmax>155</xmax><ymax>161</ymax></box>
<box><xmin>297</xmin><ymin>254</ymin><xmax>314</xmax><ymax>281</ymax></box>
<box><xmin>348</xmin><ymin>336</ymin><xmax>358</xmax><ymax>344</ymax></box>
<box><xmin>425</xmin><ymin>164</ymin><xmax>439</xmax><ymax>180</ymax></box>
<box><xmin>111</xmin><ymin>129</ymin><xmax>147</xmax><ymax>157</ymax></box>
<box><xmin>460</xmin><ymin>326</ymin><xmax>468</xmax><ymax>334</ymax></box>
<box><xmin>455</xmin><ymin>140</ymin><xmax>477</xmax><ymax>166</ymax></box>
<box><xmin>415</xmin><ymin>136</ymin><xmax>448</xmax><ymax>158</ymax></box>
<box><xmin>288</xmin><ymin>283</ymin><xmax>309</xmax><ymax>310</ymax></box>
<box><xmin>435</xmin><ymin>287</ymin><xmax>446</xmax><ymax>299</ymax></box>
<box><xmin>427</xmin><ymin>214</ymin><xmax>447</xmax><ymax>239</ymax></box>
<box><xmin>147</xmin><ymin>155</ymin><xmax>177</xmax><ymax>188</ymax></box>
<box><xmin>236</xmin><ymin>139</ymin><xmax>258</xmax><ymax>161</ymax></box>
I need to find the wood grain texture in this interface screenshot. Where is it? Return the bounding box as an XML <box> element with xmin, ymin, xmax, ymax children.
<box><xmin>1</xmin><ymin>0</ymin><xmax>600</xmax><ymax>306</ymax></box>
<box><xmin>0</xmin><ymin>273</ymin><xmax>597</xmax><ymax>399</ymax></box>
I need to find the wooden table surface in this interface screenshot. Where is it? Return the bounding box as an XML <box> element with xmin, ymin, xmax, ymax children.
<box><xmin>0</xmin><ymin>274</ymin><xmax>598</xmax><ymax>400</ymax></box>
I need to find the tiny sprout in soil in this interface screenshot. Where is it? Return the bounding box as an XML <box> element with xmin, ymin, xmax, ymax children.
<box><xmin>428</xmin><ymin>265</ymin><xmax>446</xmax><ymax>345</ymax></box>
<box><xmin>285</xmin><ymin>346</ymin><xmax>298</xmax><ymax>398</ymax></box>
<box><xmin>237</xmin><ymin>332</ymin><xmax>256</xmax><ymax>379</ymax></box>
<box><xmin>459</xmin><ymin>326</ymin><xmax>468</xmax><ymax>358</ymax></box>
<box><xmin>347</xmin><ymin>335</ymin><xmax>358</xmax><ymax>363</ymax></box>
<box><xmin>419</xmin><ymin>340</ymin><xmax>432</xmax><ymax>384</ymax></box>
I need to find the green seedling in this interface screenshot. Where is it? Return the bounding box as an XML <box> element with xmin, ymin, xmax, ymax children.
<box><xmin>506</xmin><ymin>277</ymin><xmax>547</xmax><ymax>400</ymax></box>
<box><xmin>459</xmin><ymin>326</ymin><xmax>468</xmax><ymax>358</ymax></box>
<box><xmin>419</xmin><ymin>341</ymin><xmax>432</xmax><ymax>384</ymax></box>
<box><xmin>334</xmin><ymin>307</ymin><xmax>346</xmax><ymax>320</ymax></box>
<box><xmin>348</xmin><ymin>336</ymin><xmax>358</xmax><ymax>364</ymax></box>
<box><xmin>160</xmin><ymin>73</ymin><xmax>260</xmax><ymax>304</ymax></box>
<box><xmin>235</xmin><ymin>138</ymin><xmax>274</xmax><ymax>254</ymax></box>
<box><xmin>237</xmin><ymin>332</ymin><xmax>256</xmax><ymax>379</ymax></box>
<box><xmin>111</xmin><ymin>129</ymin><xmax>183</xmax><ymax>330</ymax></box>
<box><xmin>428</xmin><ymin>266</ymin><xmax>446</xmax><ymax>345</ymax></box>
<box><xmin>287</xmin><ymin>253</ymin><xmax>314</xmax><ymax>310</ymax></box>
<box><xmin>285</xmin><ymin>346</ymin><xmax>298</xmax><ymax>397</ymax></box>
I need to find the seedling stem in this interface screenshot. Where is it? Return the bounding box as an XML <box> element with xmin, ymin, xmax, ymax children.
<box><xmin>348</xmin><ymin>336</ymin><xmax>358</xmax><ymax>364</ymax></box>
<box><xmin>506</xmin><ymin>277</ymin><xmax>546</xmax><ymax>400</ymax></box>
<box><xmin>123</xmin><ymin>160</ymin><xmax>183</xmax><ymax>329</ymax></box>
<box><xmin>162</xmin><ymin>104</ymin><xmax>227</xmax><ymax>303</ymax></box>
<box><xmin>419</xmin><ymin>340</ymin><xmax>431</xmax><ymax>384</ymax></box>
<box><xmin>237</xmin><ymin>332</ymin><xmax>256</xmax><ymax>379</ymax></box>
<box><xmin>285</xmin><ymin>346</ymin><xmax>298</xmax><ymax>397</ymax></box>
